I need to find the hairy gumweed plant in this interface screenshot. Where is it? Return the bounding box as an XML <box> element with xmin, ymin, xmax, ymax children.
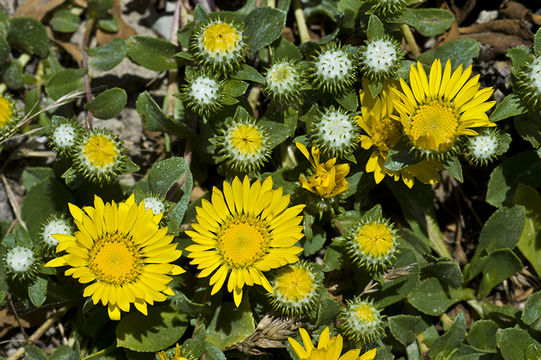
<box><xmin>2</xmin><ymin>2</ymin><xmax>541</xmax><ymax>360</ymax></box>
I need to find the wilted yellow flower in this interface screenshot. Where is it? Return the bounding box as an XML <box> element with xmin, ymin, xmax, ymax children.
<box><xmin>288</xmin><ymin>326</ymin><xmax>377</xmax><ymax>360</ymax></box>
<box><xmin>296</xmin><ymin>142</ymin><xmax>350</xmax><ymax>198</ymax></box>
<box><xmin>355</xmin><ymin>80</ymin><xmax>441</xmax><ymax>188</ymax></box>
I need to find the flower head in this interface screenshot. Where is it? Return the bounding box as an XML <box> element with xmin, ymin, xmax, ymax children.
<box><xmin>347</xmin><ymin>216</ymin><xmax>398</xmax><ymax>270</ymax></box>
<box><xmin>288</xmin><ymin>326</ymin><xmax>377</xmax><ymax>360</ymax></box>
<box><xmin>267</xmin><ymin>261</ymin><xmax>322</xmax><ymax>316</ymax></box>
<box><xmin>297</xmin><ymin>142</ymin><xmax>350</xmax><ymax>199</ymax></box>
<box><xmin>179</xmin><ymin>71</ymin><xmax>225</xmax><ymax>116</ymax></box>
<box><xmin>48</xmin><ymin>116</ymin><xmax>82</xmax><ymax>156</ymax></box>
<box><xmin>158</xmin><ymin>344</ymin><xmax>190</xmax><ymax>360</ymax></box>
<box><xmin>511</xmin><ymin>54</ymin><xmax>541</xmax><ymax>110</ymax></box>
<box><xmin>191</xmin><ymin>19</ymin><xmax>247</xmax><ymax>72</ymax></box>
<box><xmin>310</xmin><ymin>43</ymin><xmax>357</xmax><ymax>94</ymax></box>
<box><xmin>214</xmin><ymin>110</ymin><xmax>271</xmax><ymax>175</ymax></box>
<box><xmin>185</xmin><ymin>176</ymin><xmax>305</xmax><ymax>307</ymax></box>
<box><xmin>264</xmin><ymin>60</ymin><xmax>306</xmax><ymax>103</ymax></box>
<box><xmin>4</xmin><ymin>245</ymin><xmax>39</xmax><ymax>279</ymax></box>
<box><xmin>356</xmin><ymin>80</ymin><xmax>442</xmax><ymax>188</ymax></box>
<box><xmin>0</xmin><ymin>95</ymin><xmax>18</xmax><ymax>138</ymax></box>
<box><xmin>310</xmin><ymin>106</ymin><xmax>359</xmax><ymax>158</ymax></box>
<box><xmin>465</xmin><ymin>127</ymin><xmax>511</xmax><ymax>165</ymax></box>
<box><xmin>73</xmin><ymin>129</ymin><xmax>128</xmax><ymax>183</ymax></box>
<box><xmin>141</xmin><ymin>194</ymin><xmax>171</xmax><ymax>216</ymax></box>
<box><xmin>41</xmin><ymin>214</ymin><xmax>73</xmax><ymax>249</ymax></box>
<box><xmin>359</xmin><ymin>37</ymin><xmax>403</xmax><ymax>82</ymax></box>
<box><xmin>393</xmin><ymin>60</ymin><xmax>496</xmax><ymax>158</ymax></box>
<box><xmin>45</xmin><ymin>195</ymin><xmax>184</xmax><ymax>320</ymax></box>
<box><xmin>366</xmin><ymin>0</ymin><xmax>408</xmax><ymax>17</ymax></box>
<box><xmin>339</xmin><ymin>298</ymin><xmax>384</xmax><ymax>344</ymax></box>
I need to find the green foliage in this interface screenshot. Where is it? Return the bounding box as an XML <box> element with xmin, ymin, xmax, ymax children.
<box><xmin>392</xmin><ymin>8</ymin><xmax>455</xmax><ymax>37</ymax></box>
<box><xmin>85</xmin><ymin>88</ymin><xmax>127</xmax><ymax>119</ymax></box>
<box><xmin>87</xmin><ymin>38</ymin><xmax>128</xmax><ymax>71</ymax></box>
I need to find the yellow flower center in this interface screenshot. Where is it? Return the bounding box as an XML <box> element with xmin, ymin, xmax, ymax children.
<box><xmin>410</xmin><ymin>101</ymin><xmax>458</xmax><ymax>152</ymax></box>
<box><xmin>83</xmin><ymin>134</ymin><xmax>119</xmax><ymax>168</ymax></box>
<box><xmin>217</xmin><ymin>216</ymin><xmax>270</xmax><ymax>267</ymax></box>
<box><xmin>275</xmin><ymin>266</ymin><xmax>314</xmax><ymax>302</ymax></box>
<box><xmin>354</xmin><ymin>222</ymin><xmax>394</xmax><ymax>258</ymax></box>
<box><xmin>272</xmin><ymin>66</ymin><xmax>291</xmax><ymax>83</ymax></box>
<box><xmin>355</xmin><ymin>303</ymin><xmax>376</xmax><ymax>323</ymax></box>
<box><xmin>88</xmin><ymin>233</ymin><xmax>142</xmax><ymax>285</ymax></box>
<box><xmin>202</xmin><ymin>23</ymin><xmax>240</xmax><ymax>53</ymax></box>
<box><xmin>0</xmin><ymin>97</ymin><xmax>13</xmax><ymax>128</ymax></box>
<box><xmin>230</xmin><ymin>124</ymin><xmax>264</xmax><ymax>155</ymax></box>
<box><xmin>372</xmin><ymin>117</ymin><xmax>402</xmax><ymax>151</ymax></box>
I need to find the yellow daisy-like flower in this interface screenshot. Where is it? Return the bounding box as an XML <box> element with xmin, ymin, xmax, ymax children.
<box><xmin>355</xmin><ymin>80</ymin><xmax>441</xmax><ymax>188</ymax></box>
<box><xmin>216</xmin><ymin>114</ymin><xmax>271</xmax><ymax>174</ymax></box>
<box><xmin>339</xmin><ymin>298</ymin><xmax>384</xmax><ymax>344</ymax></box>
<box><xmin>347</xmin><ymin>217</ymin><xmax>398</xmax><ymax>270</ymax></box>
<box><xmin>74</xmin><ymin>129</ymin><xmax>127</xmax><ymax>183</ymax></box>
<box><xmin>185</xmin><ymin>176</ymin><xmax>305</xmax><ymax>307</ymax></box>
<box><xmin>0</xmin><ymin>96</ymin><xmax>14</xmax><ymax>129</ymax></box>
<box><xmin>393</xmin><ymin>59</ymin><xmax>496</xmax><ymax>157</ymax></box>
<box><xmin>288</xmin><ymin>327</ymin><xmax>377</xmax><ymax>360</ymax></box>
<box><xmin>45</xmin><ymin>195</ymin><xmax>184</xmax><ymax>320</ymax></box>
<box><xmin>296</xmin><ymin>142</ymin><xmax>350</xmax><ymax>198</ymax></box>
<box><xmin>192</xmin><ymin>19</ymin><xmax>246</xmax><ymax>71</ymax></box>
<box><xmin>158</xmin><ymin>344</ymin><xmax>190</xmax><ymax>360</ymax></box>
<box><xmin>268</xmin><ymin>261</ymin><xmax>322</xmax><ymax>316</ymax></box>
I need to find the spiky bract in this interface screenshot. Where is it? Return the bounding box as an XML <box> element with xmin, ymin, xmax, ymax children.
<box><xmin>179</xmin><ymin>71</ymin><xmax>225</xmax><ymax>116</ymax></box>
<box><xmin>339</xmin><ymin>298</ymin><xmax>384</xmax><ymax>344</ymax></box>
<box><xmin>73</xmin><ymin>129</ymin><xmax>128</xmax><ymax>183</ymax></box>
<box><xmin>310</xmin><ymin>106</ymin><xmax>359</xmax><ymax>158</ymax></box>
<box><xmin>347</xmin><ymin>217</ymin><xmax>398</xmax><ymax>270</ymax></box>
<box><xmin>264</xmin><ymin>60</ymin><xmax>306</xmax><ymax>103</ymax></box>
<box><xmin>309</xmin><ymin>43</ymin><xmax>357</xmax><ymax>94</ymax></box>
<box><xmin>267</xmin><ymin>261</ymin><xmax>323</xmax><ymax>316</ymax></box>
<box><xmin>191</xmin><ymin>19</ymin><xmax>247</xmax><ymax>72</ymax></box>
<box><xmin>3</xmin><ymin>245</ymin><xmax>39</xmax><ymax>280</ymax></box>
<box><xmin>512</xmin><ymin>55</ymin><xmax>541</xmax><ymax>111</ymax></box>
<box><xmin>214</xmin><ymin>112</ymin><xmax>271</xmax><ymax>175</ymax></box>
<box><xmin>366</xmin><ymin>0</ymin><xmax>408</xmax><ymax>17</ymax></box>
<box><xmin>359</xmin><ymin>37</ymin><xmax>403</xmax><ymax>82</ymax></box>
<box><xmin>41</xmin><ymin>214</ymin><xmax>73</xmax><ymax>250</ymax></box>
<box><xmin>48</xmin><ymin>117</ymin><xmax>82</xmax><ymax>156</ymax></box>
<box><xmin>465</xmin><ymin>127</ymin><xmax>511</xmax><ymax>165</ymax></box>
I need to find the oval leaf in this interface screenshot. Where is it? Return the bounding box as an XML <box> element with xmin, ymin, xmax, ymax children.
<box><xmin>127</xmin><ymin>35</ymin><xmax>179</xmax><ymax>71</ymax></box>
<box><xmin>7</xmin><ymin>17</ymin><xmax>49</xmax><ymax>58</ymax></box>
<box><xmin>86</xmin><ymin>87</ymin><xmax>127</xmax><ymax>119</ymax></box>
<box><xmin>87</xmin><ymin>38</ymin><xmax>128</xmax><ymax>71</ymax></box>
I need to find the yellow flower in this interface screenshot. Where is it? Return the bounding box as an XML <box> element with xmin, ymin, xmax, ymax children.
<box><xmin>339</xmin><ymin>298</ymin><xmax>384</xmax><ymax>344</ymax></box>
<box><xmin>288</xmin><ymin>327</ymin><xmax>377</xmax><ymax>360</ymax></box>
<box><xmin>0</xmin><ymin>96</ymin><xmax>14</xmax><ymax>129</ymax></box>
<box><xmin>347</xmin><ymin>217</ymin><xmax>398</xmax><ymax>270</ymax></box>
<box><xmin>296</xmin><ymin>142</ymin><xmax>350</xmax><ymax>198</ymax></box>
<box><xmin>185</xmin><ymin>176</ymin><xmax>305</xmax><ymax>307</ymax></box>
<box><xmin>45</xmin><ymin>195</ymin><xmax>184</xmax><ymax>320</ymax></box>
<box><xmin>158</xmin><ymin>344</ymin><xmax>189</xmax><ymax>360</ymax></box>
<box><xmin>74</xmin><ymin>130</ymin><xmax>127</xmax><ymax>183</ymax></box>
<box><xmin>268</xmin><ymin>261</ymin><xmax>322</xmax><ymax>316</ymax></box>
<box><xmin>393</xmin><ymin>59</ymin><xmax>496</xmax><ymax>156</ymax></box>
<box><xmin>355</xmin><ymin>80</ymin><xmax>441</xmax><ymax>188</ymax></box>
<box><xmin>192</xmin><ymin>19</ymin><xmax>246</xmax><ymax>71</ymax></box>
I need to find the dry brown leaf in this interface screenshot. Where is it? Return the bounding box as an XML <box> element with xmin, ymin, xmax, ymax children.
<box><xmin>96</xmin><ymin>0</ymin><xmax>137</xmax><ymax>45</ymax></box>
<box><xmin>13</xmin><ymin>0</ymin><xmax>66</xmax><ymax>20</ymax></box>
<box><xmin>46</xmin><ymin>27</ymin><xmax>83</xmax><ymax>65</ymax></box>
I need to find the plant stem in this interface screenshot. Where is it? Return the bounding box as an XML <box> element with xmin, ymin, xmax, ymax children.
<box><xmin>82</xmin><ymin>16</ymin><xmax>96</xmax><ymax>130</ymax></box>
<box><xmin>292</xmin><ymin>0</ymin><xmax>311</xmax><ymax>44</ymax></box>
<box><xmin>7</xmin><ymin>306</ymin><xmax>69</xmax><ymax>360</ymax></box>
<box><xmin>401</xmin><ymin>24</ymin><xmax>420</xmax><ymax>58</ymax></box>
